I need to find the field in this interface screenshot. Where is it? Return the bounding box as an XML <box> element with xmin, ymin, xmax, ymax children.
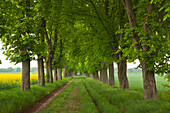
<box><xmin>114</xmin><ymin>72</ymin><xmax>170</xmax><ymax>92</ymax></box>
<box><xmin>0</xmin><ymin>74</ymin><xmax>38</xmax><ymax>90</ymax></box>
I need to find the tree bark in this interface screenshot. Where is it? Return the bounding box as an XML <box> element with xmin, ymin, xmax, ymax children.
<box><xmin>109</xmin><ymin>62</ymin><xmax>115</xmax><ymax>86</ymax></box>
<box><xmin>54</xmin><ymin>67</ymin><xmax>58</xmax><ymax>81</ymax></box>
<box><xmin>63</xmin><ymin>65</ymin><xmax>68</xmax><ymax>78</ymax></box>
<box><xmin>121</xmin><ymin>0</ymin><xmax>158</xmax><ymax>99</ymax></box>
<box><xmin>102</xmin><ymin>68</ymin><xmax>108</xmax><ymax>84</ymax></box>
<box><xmin>45</xmin><ymin>59</ymin><xmax>49</xmax><ymax>82</ymax></box>
<box><xmin>101</xmin><ymin>62</ymin><xmax>108</xmax><ymax>84</ymax></box>
<box><xmin>21</xmin><ymin>59</ymin><xmax>30</xmax><ymax>91</ymax></box>
<box><xmin>86</xmin><ymin>73</ymin><xmax>90</xmax><ymax>77</ymax></box>
<box><xmin>58</xmin><ymin>69</ymin><xmax>62</xmax><ymax>80</ymax></box>
<box><xmin>141</xmin><ymin>1</ymin><xmax>158</xmax><ymax>99</ymax></box>
<box><xmin>67</xmin><ymin>72</ymin><xmax>71</xmax><ymax>77</ymax></box>
<box><xmin>43</xmin><ymin>19</ymin><xmax>57</xmax><ymax>83</ymax></box>
<box><xmin>71</xmin><ymin>72</ymin><xmax>74</xmax><ymax>76</ymax></box>
<box><xmin>94</xmin><ymin>70</ymin><xmax>99</xmax><ymax>80</ymax></box>
<box><xmin>47</xmin><ymin>54</ymin><xmax>53</xmax><ymax>83</ymax></box>
<box><xmin>38</xmin><ymin>55</ymin><xmax>45</xmax><ymax>86</ymax></box>
<box><xmin>142</xmin><ymin>62</ymin><xmax>158</xmax><ymax>99</ymax></box>
<box><xmin>117</xmin><ymin>59</ymin><xmax>129</xmax><ymax>89</ymax></box>
<box><xmin>90</xmin><ymin>74</ymin><xmax>93</xmax><ymax>78</ymax></box>
<box><xmin>38</xmin><ymin>56</ymin><xmax>40</xmax><ymax>85</ymax></box>
<box><xmin>100</xmin><ymin>69</ymin><xmax>103</xmax><ymax>81</ymax></box>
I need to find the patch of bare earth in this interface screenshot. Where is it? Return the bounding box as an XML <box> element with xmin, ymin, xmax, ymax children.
<box><xmin>20</xmin><ymin>78</ymin><xmax>74</xmax><ymax>113</ymax></box>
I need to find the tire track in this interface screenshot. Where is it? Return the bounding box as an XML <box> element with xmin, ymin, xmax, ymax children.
<box><xmin>82</xmin><ymin>79</ymin><xmax>102</xmax><ymax>113</ymax></box>
<box><xmin>20</xmin><ymin>78</ymin><xmax>74</xmax><ymax>113</ymax></box>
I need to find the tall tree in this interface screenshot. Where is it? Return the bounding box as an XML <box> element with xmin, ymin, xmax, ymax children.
<box><xmin>121</xmin><ymin>0</ymin><xmax>169</xmax><ymax>99</ymax></box>
<box><xmin>1</xmin><ymin>0</ymin><xmax>36</xmax><ymax>91</ymax></box>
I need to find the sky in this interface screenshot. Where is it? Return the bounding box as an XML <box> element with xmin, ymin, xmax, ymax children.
<box><xmin>0</xmin><ymin>41</ymin><xmax>140</xmax><ymax>69</ymax></box>
<box><xmin>0</xmin><ymin>41</ymin><xmax>37</xmax><ymax>68</ymax></box>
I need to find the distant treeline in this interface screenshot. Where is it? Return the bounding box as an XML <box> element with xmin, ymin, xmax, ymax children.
<box><xmin>0</xmin><ymin>67</ymin><xmax>38</xmax><ymax>73</ymax></box>
<box><xmin>114</xmin><ymin>68</ymin><xmax>141</xmax><ymax>73</ymax></box>
<box><xmin>0</xmin><ymin>67</ymin><xmax>141</xmax><ymax>73</ymax></box>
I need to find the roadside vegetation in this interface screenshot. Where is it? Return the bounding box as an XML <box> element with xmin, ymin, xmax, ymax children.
<box><xmin>0</xmin><ymin>76</ymin><xmax>73</xmax><ymax>113</ymax></box>
<box><xmin>40</xmin><ymin>76</ymin><xmax>170</xmax><ymax>113</ymax></box>
<box><xmin>83</xmin><ymin>76</ymin><xmax>170</xmax><ymax>113</ymax></box>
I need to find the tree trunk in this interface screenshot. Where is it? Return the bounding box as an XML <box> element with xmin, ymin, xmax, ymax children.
<box><xmin>63</xmin><ymin>65</ymin><xmax>68</xmax><ymax>78</ymax></box>
<box><xmin>102</xmin><ymin>68</ymin><xmax>108</xmax><ymax>84</ymax></box>
<box><xmin>90</xmin><ymin>74</ymin><xmax>93</xmax><ymax>78</ymax></box>
<box><xmin>38</xmin><ymin>56</ymin><xmax>40</xmax><ymax>85</ymax></box>
<box><xmin>100</xmin><ymin>69</ymin><xmax>103</xmax><ymax>81</ymax></box>
<box><xmin>67</xmin><ymin>72</ymin><xmax>71</xmax><ymax>77</ymax></box>
<box><xmin>38</xmin><ymin>55</ymin><xmax>45</xmax><ymax>86</ymax></box>
<box><xmin>121</xmin><ymin>0</ymin><xmax>159</xmax><ymax>99</ymax></box>
<box><xmin>72</xmin><ymin>72</ymin><xmax>75</xmax><ymax>76</ymax></box>
<box><xmin>141</xmin><ymin>1</ymin><xmax>158</xmax><ymax>99</ymax></box>
<box><xmin>85</xmin><ymin>73</ymin><xmax>90</xmax><ymax>77</ymax></box>
<box><xmin>47</xmin><ymin>54</ymin><xmax>53</xmax><ymax>83</ymax></box>
<box><xmin>54</xmin><ymin>67</ymin><xmax>58</xmax><ymax>81</ymax></box>
<box><xmin>117</xmin><ymin>59</ymin><xmax>129</xmax><ymax>89</ymax></box>
<box><xmin>142</xmin><ymin>62</ymin><xmax>158</xmax><ymax>99</ymax></box>
<box><xmin>58</xmin><ymin>69</ymin><xmax>62</xmax><ymax>80</ymax></box>
<box><xmin>94</xmin><ymin>70</ymin><xmax>99</xmax><ymax>80</ymax></box>
<box><xmin>109</xmin><ymin>62</ymin><xmax>115</xmax><ymax>86</ymax></box>
<box><xmin>21</xmin><ymin>59</ymin><xmax>30</xmax><ymax>91</ymax></box>
<box><xmin>45</xmin><ymin>59</ymin><xmax>49</xmax><ymax>82</ymax></box>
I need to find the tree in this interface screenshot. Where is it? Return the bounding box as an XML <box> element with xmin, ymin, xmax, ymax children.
<box><xmin>121</xmin><ymin>0</ymin><xmax>169</xmax><ymax>99</ymax></box>
<box><xmin>1</xmin><ymin>0</ymin><xmax>37</xmax><ymax>91</ymax></box>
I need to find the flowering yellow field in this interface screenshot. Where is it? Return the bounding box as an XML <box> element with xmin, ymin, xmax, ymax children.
<box><xmin>0</xmin><ymin>74</ymin><xmax>38</xmax><ymax>90</ymax></box>
<box><xmin>0</xmin><ymin>74</ymin><xmax>38</xmax><ymax>83</ymax></box>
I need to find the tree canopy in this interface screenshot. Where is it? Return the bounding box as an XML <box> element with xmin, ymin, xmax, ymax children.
<box><xmin>0</xmin><ymin>0</ymin><xmax>169</xmax><ymax>99</ymax></box>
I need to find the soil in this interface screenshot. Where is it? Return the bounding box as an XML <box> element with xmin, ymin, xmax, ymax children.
<box><xmin>20</xmin><ymin>78</ymin><xmax>74</xmax><ymax>113</ymax></box>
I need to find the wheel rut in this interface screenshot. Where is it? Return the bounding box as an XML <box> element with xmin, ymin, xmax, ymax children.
<box><xmin>20</xmin><ymin>78</ymin><xmax>74</xmax><ymax>113</ymax></box>
<box><xmin>82</xmin><ymin>80</ymin><xmax>102</xmax><ymax>113</ymax></box>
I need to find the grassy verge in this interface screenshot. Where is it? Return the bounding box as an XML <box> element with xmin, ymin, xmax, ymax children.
<box><xmin>40</xmin><ymin>77</ymin><xmax>98</xmax><ymax>113</ymax></box>
<box><xmin>83</xmin><ymin>76</ymin><xmax>170</xmax><ymax>113</ymax></box>
<box><xmin>0</xmin><ymin>76</ymin><xmax>73</xmax><ymax>113</ymax></box>
<box><xmin>113</xmin><ymin>72</ymin><xmax>170</xmax><ymax>92</ymax></box>
<box><xmin>0</xmin><ymin>79</ymin><xmax>38</xmax><ymax>90</ymax></box>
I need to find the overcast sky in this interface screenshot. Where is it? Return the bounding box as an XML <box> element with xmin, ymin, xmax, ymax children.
<box><xmin>0</xmin><ymin>41</ymin><xmax>37</xmax><ymax>68</ymax></box>
<box><xmin>0</xmin><ymin>41</ymin><xmax>140</xmax><ymax>68</ymax></box>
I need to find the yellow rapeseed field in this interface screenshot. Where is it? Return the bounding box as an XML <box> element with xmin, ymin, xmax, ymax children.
<box><xmin>0</xmin><ymin>74</ymin><xmax>38</xmax><ymax>83</ymax></box>
<box><xmin>0</xmin><ymin>74</ymin><xmax>38</xmax><ymax>90</ymax></box>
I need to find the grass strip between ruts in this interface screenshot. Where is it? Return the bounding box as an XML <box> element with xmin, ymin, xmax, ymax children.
<box><xmin>40</xmin><ymin>77</ymin><xmax>98</xmax><ymax>113</ymax></box>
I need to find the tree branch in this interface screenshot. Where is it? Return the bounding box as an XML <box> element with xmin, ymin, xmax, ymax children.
<box><xmin>89</xmin><ymin>0</ymin><xmax>112</xmax><ymax>38</ymax></box>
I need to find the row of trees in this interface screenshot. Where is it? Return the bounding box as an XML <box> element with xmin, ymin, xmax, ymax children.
<box><xmin>0</xmin><ymin>67</ymin><xmax>39</xmax><ymax>73</ymax></box>
<box><xmin>0</xmin><ymin>0</ymin><xmax>169</xmax><ymax>100</ymax></box>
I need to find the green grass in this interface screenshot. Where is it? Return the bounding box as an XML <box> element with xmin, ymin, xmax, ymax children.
<box><xmin>40</xmin><ymin>75</ymin><xmax>169</xmax><ymax>113</ymax></box>
<box><xmin>41</xmin><ymin>77</ymin><xmax>98</xmax><ymax>113</ymax></box>
<box><xmin>0</xmin><ymin>76</ymin><xmax>73</xmax><ymax>113</ymax></box>
<box><xmin>40</xmin><ymin>78</ymin><xmax>76</xmax><ymax>113</ymax></box>
<box><xmin>1</xmin><ymin>73</ymin><xmax>169</xmax><ymax>113</ymax></box>
<box><xmin>113</xmin><ymin>72</ymin><xmax>170</xmax><ymax>92</ymax></box>
<box><xmin>0</xmin><ymin>79</ymin><xmax>38</xmax><ymax>90</ymax></box>
<box><xmin>83</xmin><ymin>76</ymin><xmax>170</xmax><ymax>113</ymax></box>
